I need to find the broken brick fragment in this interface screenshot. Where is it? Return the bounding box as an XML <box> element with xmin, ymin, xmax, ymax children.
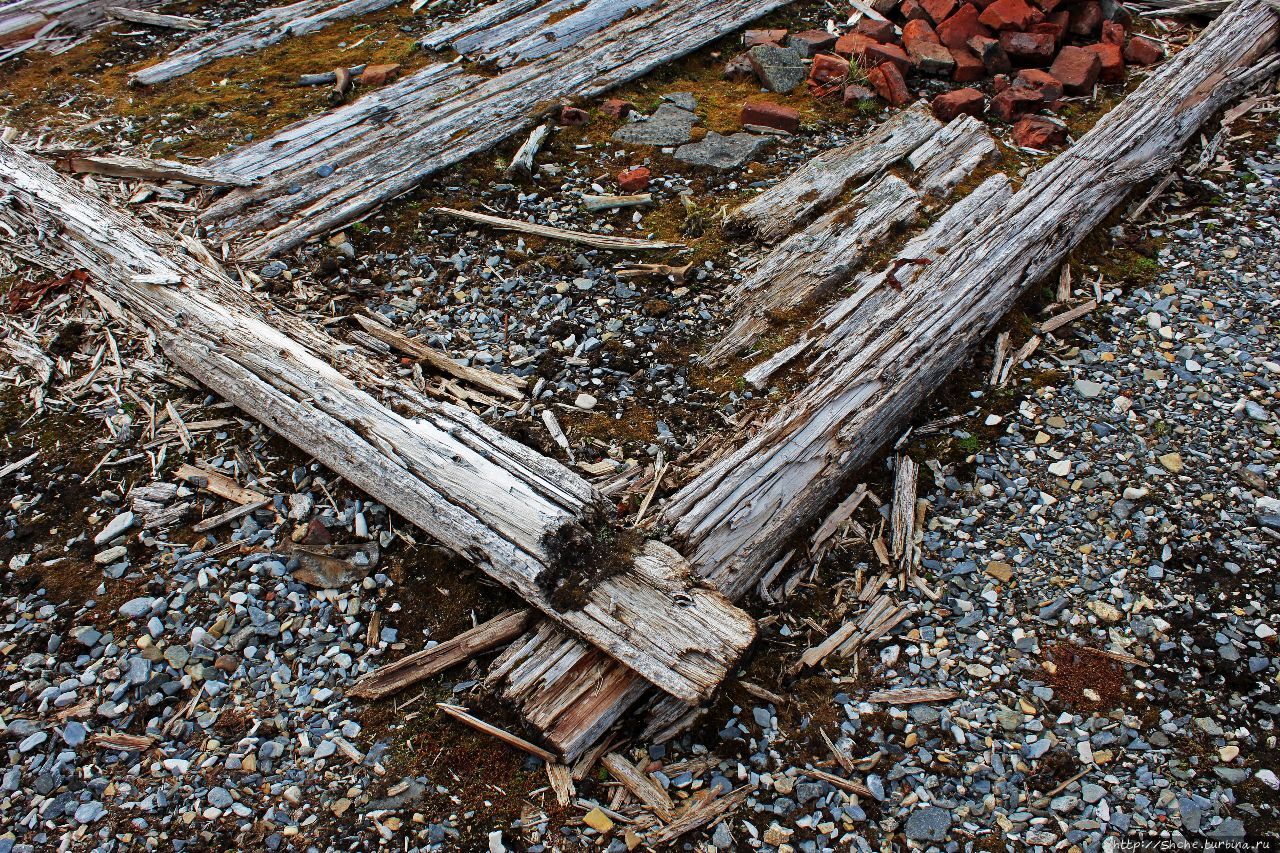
<box><xmin>999</xmin><ymin>30</ymin><xmax>1056</xmax><ymax>65</ymax></box>
<box><xmin>936</xmin><ymin>3</ymin><xmax>991</xmax><ymax>49</ymax></box>
<box><xmin>906</xmin><ymin>33</ymin><xmax>957</xmax><ymax>77</ymax></box>
<box><xmin>856</xmin><ymin>17</ymin><xmax>897</xmax><ymax>42</ymax></box>
<box><xmin>902</xmin><ymin>17</ymin><xmax>941</xmax><ymax>48</ymax></box>
<box><xmin>1101</xmin><ymin>20</ymin><xmax>1126</xmax><ymax>45</ymax></box>
<box><xmin>931</xmin><ymin>87</ymin><xmax>985</xmax><ymax>121</ymax></box>
<box><xmin>867</xmin><ymin>61</ymin><xmax>913</xmax><ymax>106</ymax></box>
<box><xmin>617</xmin><ymin>167</ymin><xmax>651</xmax><ymax>192</ymax></box>
<box><xmin>808</xmin><ymin>53</ymin><xmax>851</xmax><ymax>93</ymax></box>
<box><xmin>1068</xmin><ymin>0</ymin><xmax>1103</xmax><ymax>35</ymax></box>
<box><xmin>1049</xmin><ymin>45</ymin><xmax>1101</xmax><ymax>95</ymax></box>
<box><xmin>744</xmin><ymin>29</ymin><xmax>787</xmax><ymax>46</ymax></box>
<box><xmin>1031</xmin><ymin>0</ymin><xmax>1066</xmax><ymax>11</ymax></box>
<box><xmin>968</xmin><ymin>34</ymin><xmax>1011</xmax><ymax>73</ymax></box>
<box><xmin>1084</xmin><ymin>41</ymin><xmax>1125</xmax><ymax>82</ymax></box>
<box><xmin>921</xmin><ymin>0</ymin><xmax>958</xmax><ymax>23</ymax></box>
<box><xmin>978</xmin><ymin>0</ymin><xmax>1043</xmax><ymax>31</ymax></box>
<box><xmin>950</xmin><ymin>46</ymin><xmax>986</xmax><ymax>81</ymax></box>
<box><xmin>835</xmin><ymin>33</ymin><xmax>912</xmax><ymax>73</ymax></box>
<box><xmin>1012</xmin><ymin>115</ymin><xmax>1066</xmax><ymax>148</ymax></box>
<box><xmin>1014</xmin><ymin>68</ymin><xmax>1063</xmax><ymax>104</ymax></box>
<box><xmin>601</xmin><ymin>98</ymin><xmax>636</xmax><ymax>119</ymax></box>
<box><xmin>358</xmin><ymin>63</ymin><xmax>401</xmax><ymax>86</ymax></box>
<box><xmin>991</xmin><ymin>86</ymin><xmax>1043</xmax><ymax>119</ymax></box>
<box><xmin>900</xmin><ymin>0</ymin><xmax>931</xmax><ymax>19</ymax></box>
<box><xmin>1029</xmin><ymin>20</ymin><xmax>1066</xmax><ymax>45</ymax></box>
<box><xmin>1123</xmin><ymin>35</ymin><xmax>1164</xmax><ymax>65</ymax></box>
<box><xmin>789</xmin><ymin>29</ymin><xmax>838</xmax><ymax>56</ymax></box>
<box><xmin>741</xmin><ymin>101</ymin><xmax>801</xmax><ymax>133</ymax></box>
<box><xmin>843</xmin><ymin>84</ymin><xmax>877</xmax><ymax>106</ymax></box>
<box><xmin>559</xmin><ymin>106</ymin><xmax>590</xmax><ymax>125</ymax></box>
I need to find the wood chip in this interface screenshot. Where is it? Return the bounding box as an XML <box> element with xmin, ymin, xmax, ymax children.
<box><xmin>602</xmin><ymin>752</ymin><xmax>674</xmax><ymax>820</ymax></box>
<box><xmin>353</xmin><ymin>314</ymin><xmax>525</xmax><ymax>400</ymax></box>
<box><xmin>798</xmin><ymin>766</ymin><xmax>874</xmax><ymax>798</ymax></box>
<box><xmin>432</xmin><ymin>207</ymin><xmax>682</xmax><ymax>251</ymax></box>
<box><xmin>1040</xmin><ymin>298</ymin><xmax>1097</xmax><ymax>334</ymax></box>
<box><xmin>175</xmin><ymin>463</ymin><xmax>267</xmax><ymax>505</ymax></box>
<box><xmin>191</xmin><ymin>497</ymin><xmax>271</xmax><ymax>533</ymax></box>
<box><xmin>866</xmin><ymin>687</ymin><xmax>959</xmax><ymax>704</ymax></box>
<box><xmin>90</xmin><ymin>732</ymin><xmax>156</xmax><ymax>750</ymax></box>
<box><xmin>436</xmin><ymin>703</ymin><xmax>557</xmax><ymax>763</ymax></box>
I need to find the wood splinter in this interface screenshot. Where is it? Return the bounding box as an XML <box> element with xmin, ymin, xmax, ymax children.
<box><xmin>436</xmin><ymin>703</ymin><xmax>558</xmax><ymax>763</ymax></box>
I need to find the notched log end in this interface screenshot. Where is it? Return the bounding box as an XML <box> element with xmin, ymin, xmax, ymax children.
<box><xmin>540</xmin><ymin>508</ymin><xmax>642</xmax><ymax>611</ymax></box>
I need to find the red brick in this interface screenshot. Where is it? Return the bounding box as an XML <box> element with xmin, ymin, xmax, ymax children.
<box><xmin>950</xmin><ymin>46</ymin><xmax>986</xmax><ymax>81</ymax></box>
<box><xmin>979</xmin><ymin>0</ymin><xmax>1043</xmax><ymax>31</ymax></box>
<box><xmin>1029</xmin><ymin>20</ymin><xmax>1066</xmax><ymax>45</ymax></box>
<box><xmin>932</xmin><ymin>87</ymin><xmax>986</xmax><ymax>121</ymax></box>
<box><xmin>601</xmin><ymin>98</ymin><xmax>635</xmax><ymax>119</ymax></box>
<box><xmin>808</xmin><ymin>53</ymin><xmax>851</xmax><ymax>94</ymax></box>
<box><xmin>991</xmin><ymin>86</ymin><xmax>1043</xmax><ymax>119</ymax></box>
<box><xmin>867</xmin><ymin>62</ymin><xmax>913</xmax><ymax>106</ymax></box>
<box><xmin>1014</xmin><ymin>68</ymin><xmax>1063</xmax><ymax>104</ymax></box>
<box><xmin>1101</xmin><ymin>20</ymin><xmax>1126</xmax><ymax>45</ymax></box>
<box><xmin>1068</xmin><ymin>0</ymin><xmax>1103</xmax><ymax>36</ymax></box>
<box><xmin>1031</xmin><ymin>0</ymin><xmax>1066</xmax><ymax>11</ymax></box>
<box><xmin>740</xmin><ymin>101</ymin><xmax>801</xmax><ymax>133</ymax></box>
<box><xmin>1084</xmin><ymin>41</ymin><xmax>1125</xmax><ymax>82</ymax></box>
<box><xmin>921</xmin><ymin>0</ymin><xmax>958</xmax><ymax>23</ymax></box>
<box><xmin>902</xmin><ymin>18</ymin><xmax>940</xmax><ymax>49</ymax></box>
<box><xmin>1124</xmin><ymin>35</ymin><xmax>1164</xmax><ymax>65</ymax></box>
<box><xmin>835</xmin><ymin>33</ymin><xmax>912</xmax><ymax>74</ymax></box>
<box><xmin>359</xmin><ymin>63</ymin><xmax>401</xmax><ymax>86</ymax></box>
<box><xmin>745</xmin><ymin>29</ymin><xmax>788</xmax><ymax>46</ymax></box>
<box><xmin>617</xmin><ymin>167</ymin><xmax>651</xmax><ymax>192</ymax></box>
<box><xmin>789</xmin><ymin>29</ymin><xmax>838</xmax><ymax>57</ymax></box>
<box><xmin>968</xmin><ymin>34</ymin><xmax>1011</xmax><ymax>73</ymax></box>
<box><xmin>999</xmin><ymin>30</ymin><xmax>1056</xmax><ymax>65</ymax></box>
<box><xmin>1049</xmin><ymin>45</ymin><xmax>1101</xmax><ymax>95</ymax></box>
<box><xmin>900</xmin><ymin>0</ymin><xmax>930</xmax><ymax>19</ymax></box>
<box><xmin>843</xmin><ymin>84</ymin><xmax>877</xmax><ymax>107</ymax></box>
<box><xmin>992</xmin><ymin>72</ymin><xmax>1011</xmax><ymax>92</ymax></box>
<box><xmin>1012</xmin><ymin>115</ymin><xmax>1066</xmax><ymax>148</ymax></box>
<box><xmin>856</xmin><ymin>17</ymin><xmax>897</xmax><ymax>42</ymax></box>
<box><xmin>559</xmin><ymin>106</ymin><xmax>589</xmax><ymax>125</ymax></box>
<box><xmin>910</xmin><ymin>40</ymin><xmax>956</xmax><ymax>76</ymax></box>
<box><xmin>936</xmin><ymin>3</ymin><xmax>991</xmax><ymax>49</ymax></box>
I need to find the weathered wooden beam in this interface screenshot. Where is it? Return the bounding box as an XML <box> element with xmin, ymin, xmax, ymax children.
<box><xmin>55</xmin><ymin>153</ymin><xmax>255</xmax><ymax>187</ymax></box>
<box><xmin>0</xmin><ymin>142</ymin><xmax>755</xmax><ymax>704</ymax></box>
<box><xmin>106</xmin><ymin>6</ymin><xmax>206</xmax><ymax>30</ymax></box>
<box><xmin>197</xmin><ymin>0</ymin><xmax>798</xmax><ymax>258</ymax></box>
<box><xmin>485</xmin><ymin>0</ymin><xmax>1280</xmax><ymax>760</ymax></box>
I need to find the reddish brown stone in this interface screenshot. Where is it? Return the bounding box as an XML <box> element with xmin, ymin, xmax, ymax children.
<box><xmin>936</xmin><ymin>3</ymin><xmax>991</xmax><ymax>49</ymax></box>
<box><xmin>1031</xmin><ymin>0</ymin><xmax>1066</xmax><ymax>11</ymax></box>
<box><xmin>968</xmin><ymin>34</ymin><xmax>1011</xmax><ymax>73</ymax></box>
<box><xmin>991</xmin><ymin>86</ymin><xmax>1043</xmax><ymax>120</ymax></box>
<box><xmin>978</xmin><ymin>0</ymin><xmax>1043</xmax><ymax>31</ymax></box>
<box><xmin>1014</xmin><ymin>68</ymin><xmax>1063</xmax><ymax>104</ymax></box>
<box><xmin>835</xmin><ymin>33</ymin><xmax>912</xmax><ymax>73</ymax></box>
<box><xmin>789</xmin><ymin>29</ymin><xmax>838</xmax><ymax>57</ymax></box>
<box><xmin>359</xmin><ymin>63</ymin><xmax>401</xmax><ymax>86</ymax></box>
<box><xmin>808</xmin><ymin>53</ymin><xmax>851</xmax><ymax>93</ymax></box>
<box><xmin>843</xmin><ymin>84</ymin><xmax>877</xmax><ymax>107</ymax></box>
<box><xmin>601</xmin><ymin>98</ymin><xmax>636</xmax><ymax>119</ymax></box>
<box><xmin>559</xmin><ymin>105</ymin><xmax>589</xmax><ymax>125</ymax></box>
<box><xmin>301</xmin><ymin>517</ymin><xmax>332</xmax><ymax>548</ymax></box>
<box><xmin>744</xmin><ymin>29</ymin><xmax>787</xmax><ymax>47</ymax></box>
<box><xmin>867</xmin><ymin>62</ymin><xmax>913</xmax><ymax>106</ymax></box>
<box><xmin>741</xmin><ymin>101</ymin><xmax>801</xmax><ymax>133</ymax></box>
<box><xmin>950</xmin><ymin>46</ymin><xmax>986</xmax><ymax>81</ymax></box>
<box><xmin>1068</xmin><ymin>0</ymin><xmax>1103</xmax><ymax>35</ymax></box>
<box><xmin>724</xmin><ymin>53</ymin><xmax>755</xmax><ymax>81</ymax></box>
<box><xmin>992</xmin><ymin>73</ymin><xmax>1011</xmax><ymax>92</ymax></box>
<box><xmin>1101</xmin><ymin>20</ymin><xmax>1126</xmax><ymax>45</ymax></box>
<box><xmin>617</xmin><ymin>166</ymin><xmax>651</xmax><ymax>192</ymax></box>
<box><xmin>910</xmin><ymin>40</ymin><xmax>956</xmax><ymax>76</ymax></box>
<box><xmin>856</xmin><ymin>17</ymin><xmax>897</xmax><ymax>42</ymax></box>
<box><xmin>900</xmin><ymin>0</ymin><xmax>930</xmax><ymax>19</ymax></box>
<box><xmin>999</xmin><ymin>30</ymin><xmax>1056</xmax><ymax>65</ymax></box>
<box><xmin>1012</xmin><ymin>115</ymin><xmax>1066</xmax><ymax>148</ymax></box>
<box><xmin>932</xmin><ymin>87</ymin><xmax>986</xmax><ymax>121</ymax></box>
<box><xmin>1029</xmin><ymin>20</ymin><xmax>1066</xmax><ymax>45</ymax></box>
<box><xmin>1123</xmin><ymin>35</ymin><xmax>1164</xmax><ymax>65</ymax></box>
<box><xmin>902</xmin><ymin>17</ymin><xmax>941</xmax><ymax>48</ymax></box>
<box><xmin>1084</xmin><ymin>41</ymin><xmax>1125</xmax><ymax>82</ymax></box>
<box><xmin>1049</xmin><ymin>45</ymin><xmax>1101</xmax><ymax>95</ymax></box>
<box><xmin>921</xmin><ymin>0</ymin><xmax>958</xmax><ymax>23</ymax></box>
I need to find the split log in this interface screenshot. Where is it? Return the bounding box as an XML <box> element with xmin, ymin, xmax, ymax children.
<box><xmin>1</xmin><ymin>0</ymin><xmax>163</xmax><ymax>59</ymax></box>
<box><xmin>349</xmin><ymin>609</ymin><xmax>533</xmax><ymax>700</ymax></box>
<box><xmin>601</xmin><ymin>752</ymin><xmax>674</xmax><ymax>820</ymax></box>
<box><xmin>906</xmin><ymin>114</ymin><xmax>998</xmax><ymax>199</ymax></box>
<box><xmin>725</xmin><ymin>104</ymin><xmax>941</xmax><ymax>243</ymax></box>
<box><xmin>0</xmin><ymin>141</ymin><xmax>755</xmax><ymax>704</ymax></box>
<box><xmin>106</xmin><ymin>6</ymin><xmax>206</xmax><ymax>29</ymax></box>
<box><xmin>483</xmin><ymin>0</ymin><xmax>1280</xmax><ymax>760</ymax></box>
<box><xmin>436</xmin><ymin>703</ymin><xmax>558</xmax><ymax>762</ymax></box>
<box><xmin>430</xmin><ymin>206</ymin><xmax>682</xmax><ymax>251</ymax></box>
<box><xmin>54</xmin><ymin>153</ymin><xmax>255</xmax><ymax>188</ymax></box>
<box><xmin>128</xmin><ymin>0</ymin><xmax>401</xmax><ymax>87</ymax></box>
<box><xmin>506</xmin><ymin>123</ymin><xmax>551</xmax><ymax>179</ymax></box>
<box><xmin>198</xmin><ymin>0</ymin><xmax>799</xmax><ymax>257</ymax></box>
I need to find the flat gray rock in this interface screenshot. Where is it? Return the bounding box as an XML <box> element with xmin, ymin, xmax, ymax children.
<box><xmin>748</xmin><ymin>44</ymin><xmax>807</xmax><ymax>93</ymax></box>
<box><xmin>905</xmin><ymin>806</ymin><xmax>951</xmax><ymax>841</ymax></box>
<box><xmin>612</xmin><ymin>103</ymin><xmax>697</xmax><ymax>147</ymax></box>
<box><xmin>675</xmin><ymin>132</ymin><xmax>769</xmax><ymax>170</ymax></box>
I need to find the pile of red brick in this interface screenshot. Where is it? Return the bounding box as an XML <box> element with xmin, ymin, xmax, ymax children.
<box><xmin>732</xmin><ymin>0</ymin><xmax>1167</xmax><ymax>148</ymax></box>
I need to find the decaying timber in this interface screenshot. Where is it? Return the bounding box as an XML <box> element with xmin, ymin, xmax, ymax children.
<box><xmin>0</xmin><ymin>0</ymin><xmax>161</xmax><ymax>60</ymax></box>
<box><xmin>198</xmin><ymin>0</ymin><xmax>798</xmax><ymax>257</ymax></box>
<box><xmin>54</xmin><ymin>153</ymin><xmax>255</xmax><ymax>187</ymax></box>
<box><xmin>483</xmin><ymin>0</ymin><xmax>1280</xmax><ymax>760</ymax></box>
<box><xmin>128</xmin><ymin>0</ymin><xmax>400</xmax><ymax>86</ymax></box>
<box><xmin>0</xmin><ymin>142</ymin><xmax>756</xmax><ymax>704</ymax></box>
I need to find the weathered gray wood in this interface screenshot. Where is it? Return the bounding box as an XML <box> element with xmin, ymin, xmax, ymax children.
<box><xmin>0</xmin><ymin>142</ymin><xmax>756</xmax><ymax>704</ymax></box>
<box><xmin>0</xmin><ymin>0</ymin><xmax>161</xmax><ymax>59</ymax></box>
<box><xmin>128</xmin><ymin>0</ymin><xmax>400</xmax><ymax>86</ymax></box>
<box><xmin>431</xmin><ymin>206</ymin><xmax>682</xmax><ymax>250</ymax></box>
<box><xmin>906</xmin><ymin>113</ymin><xmax>998</xmax><ymax>199</ymax></box>
<box><xmin>725</xmin><ymin>104</ymin><xmax>941</xmax><ymax>244</ymax></box>
<box><xmin>484</xmin><ymin>0</ymin><xmax>1280</xmax><ymax>760</ymax></box>
<box><xmin>106</xmin><ymin>6</ymin><xmax>206</xmax><ymax>29</ymax></box>
<box><xmin>506</xmin><ymin>122</ymin><xmax>550</xmax><ymax>179</ymax></box>
<box><xmin>54</xmin><ymin>153</ymin><xmax>255</xmax><ymax>187</ymax></box>
<box><xmin>198</xmin><ymin>0</ymin><xmax>797</xmax><ymax>258</ymax></box>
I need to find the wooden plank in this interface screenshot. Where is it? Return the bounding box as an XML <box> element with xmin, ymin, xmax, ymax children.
<box><xmin>348</xmin><ymin>609</ymin><xmax>532</xmax><ymax>700</ymax></box>
<box><xmin>352</xmin><ymin>314</ymin><xmax>526</xmax><ymax>400</ymax></box>
<box><xmin>191</xmin><ymin>497</ymin><xmax>271</xmax><ymax>532</ymax></box>
<box><xmin>866</xmin><ymin>687</ymin><xmax>959</xmax><ymax>704</ymax></box>
<box><xmin>106</xmin><ymin>6</ymin><xmax>206</xmax><ymax>29</ymax></box>
<box><xmin>601</xmin><ymin>752</ymin><xmax>675</xmax><ymax>820</ymax></box>
<box><xmin>431</xmin><ymin>206</ymin><xmax>681</xmax><ymax>251</ymax></box>
<box><xmin>0</xmin><ymin>142</ymin><xmax>756</xmax><ymax>704</ymax></box>
<box><xmin>55</xmin><ymin>153</ymin><xmax>254</xmax><ymax>187</ymax></box>
<box><xmin>174</xmin><ymin>463</ymin><xmax>268</xmax><ymax>505</ymax></box>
